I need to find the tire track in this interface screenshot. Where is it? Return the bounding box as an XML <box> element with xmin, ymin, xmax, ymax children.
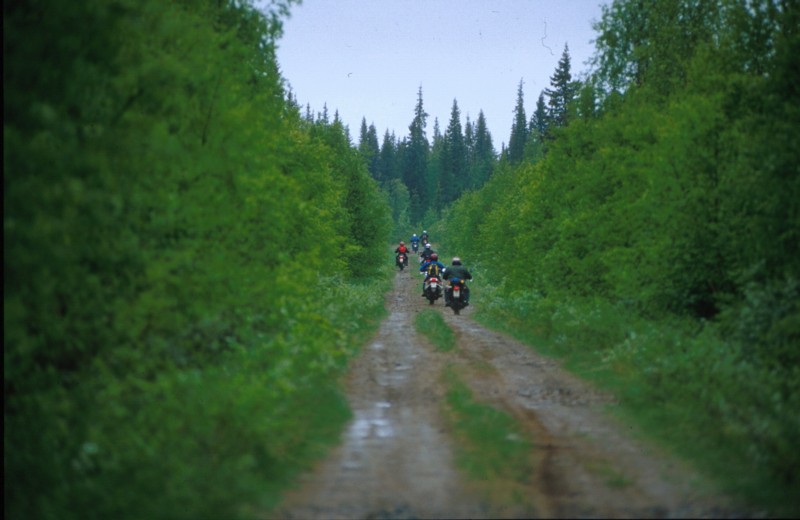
<box><xmin>272</xmin><ymin>267</ymin><xmax>743</xmax><ymax>519</ymax></box>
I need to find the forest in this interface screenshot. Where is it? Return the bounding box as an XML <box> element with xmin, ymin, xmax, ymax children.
<box><xmin>4</xmin><ymin>0</ymin><xmax>799</xmax><ymax>518</ymax></box>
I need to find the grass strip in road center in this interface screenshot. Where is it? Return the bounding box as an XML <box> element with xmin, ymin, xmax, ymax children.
<box><xmin>415</xmin><ymin>309</ymin><xmax>456</xmax><ymax>352</ymax></box>
<box><xmin>442</xmin><ymin>366</ymin><xmax>536</xmax><ymax>505</ymax></box>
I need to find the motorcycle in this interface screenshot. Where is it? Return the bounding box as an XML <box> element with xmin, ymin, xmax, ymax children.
<box><xmin>396</xmin><ymin>253</ymin><xmax>408</xmax><ymax>271</ymax></box>
<box><xmin>423</xmin><ymin>275</ymin><xmax>443</xmax><ymax>305</ymax></box>
<box><xmin>446</xmin><ymin>278</ymin><xmax>469</xmax><ymax>315</ymax></box>
<box><xmin>411</xmin><ymin>241</ymin><xmax>419</xmax><ymax>253</ymax></box>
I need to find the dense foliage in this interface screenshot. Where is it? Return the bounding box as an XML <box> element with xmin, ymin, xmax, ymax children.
<box><xmin>7</xmin><ymin>0</ymin><xmax>798</xmax><ymax>516</ymax></box>
<box><xmin>440</xmin><ymin>0</ymin><xmax>799</xmax><ymax>512</ymax></box>
<box><xmin>4</xmin><ymin>1</ymin><xmax>389</xmax><ymax>518</ymax></box>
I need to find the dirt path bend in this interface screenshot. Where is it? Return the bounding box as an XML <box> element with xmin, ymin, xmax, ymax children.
<box><xmin>273</xmin><ymin>269</ymin><xmax>745</xmax><ymax>519</ymax></box>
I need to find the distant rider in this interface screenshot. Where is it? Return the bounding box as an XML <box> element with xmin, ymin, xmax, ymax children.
<box><xmin>395</xmin><ymin>241</ymin><xmax>409</xmax><ymax>266</ymax></box>
<box><xmin>420</xmin><ymin>230</ymin><xmax>430</xmax><ymax>244</ymax></box>
<box><xmin>419</xmin><ymin>253</ymin><xmax>446</xmax><ymax>296</ymax></box>
<box><xmin>410</xmin><ymin>233</ymin><xmax>420</xmax><ymax>252</ymax></box>
<box><xmin>443</xmin><ymin>256</ymin><xmax>472</xmax><ymax>306</ymax></box>
<box><xmin>419</xmin><ymin>243</ymin><xmax>436</xmax><ymax>263</ymax></box>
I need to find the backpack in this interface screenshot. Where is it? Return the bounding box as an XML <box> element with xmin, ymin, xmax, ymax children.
<box><xmin>426</xmin><ymin>262</ymin><xmax>440</xmax><ymax>278</ymax></box>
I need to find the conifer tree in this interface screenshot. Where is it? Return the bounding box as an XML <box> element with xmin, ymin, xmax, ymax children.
<box><xmin>378</xmin><ymin>130</ymin><xmax>399</xmax><ymax>185</ymax></box>
<box><xmin>432</xmin><ymin>117</ymin><xmax>442</xmax><ymax>142</ymax></box>
<box><xmin>403</xmin><ymin>86</ymin><xmax>430</xmax><ymax>222</ymax></box>
<box><xmin>472</xmin><ymin>110</ymin><xmax>496</xmax><ymax>188</ymax></box>
<box><xmin>507</xmin><ymin>79</ymin><xmax>529</xmax><ymax>164</ymax></box>
<box><xmin>358</xmin><ymin>118</ymin><xmax>380</xmax><ymax>180</ymax></box>
<box><xmin>545</xmin><ymin>44</ymin><xmax>577</xmax><ymax>129</ymax></box>
<box><xmin>428</xmin><ymin>118</ymin><xmax>444</xmax><ymax>211</ymax></box>
<box><xmin>441</xmin><ymin>99</ymin><xmax>467</xmax><ymax>205</ymax></box>
<box><xmin>358</xmin><ymin>118</ymin><xmax>369</xmax><ymax>148</ymax></box>
<box><xmin>530</xmin><ymin>92</ymin><xmax>549</xmax><ymax>144</ymax></box>
<box><xmin>464</xmin><ymin>114</ymin><xmax>475</xmax><ymax>184</ymax></box>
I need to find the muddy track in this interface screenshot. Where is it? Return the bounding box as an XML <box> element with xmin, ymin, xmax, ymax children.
<box><xmin>272</xmin><ymin>268</ymin><xmax>744</xmax><ymax>519</ymax></box>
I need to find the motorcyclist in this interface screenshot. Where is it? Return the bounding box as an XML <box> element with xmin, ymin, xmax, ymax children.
<box><xmin>443</xmin><ymin>257</ymin><xmax>473</xmax><ymax>306</ymax></box>
<box><xmin>394</xmin><ymin>241</ymin><xmax>409</xmax><ymax>266</ymax></box>
<box><xmin>419</xmin><ymin>253</ymin><xmax>446</xmax><ymax>297</ymax></box>
<box><xmin>419</xmin><ymin>243</ymin><xmax>436</xmax><ymax>263</ymax></box>
<box><xmin>410</xmin><ymin>233</ymin><xmax>420</xmax><ymax>252</ymax></box>
<box><xmin>420</xmin><ymin>230</ymin><xmax>430</xmax><ymax>244</ymax></box>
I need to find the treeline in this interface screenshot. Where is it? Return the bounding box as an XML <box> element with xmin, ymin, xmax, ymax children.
<box><xmin>348</xmin><ymin>90</ymin><xmax>497</xmax><ymax>230</ymax></box>
<box><xmin>349</xmin><ymin>39</ymin><xmax>581</xmax><ymax>235</ymax></box>
<box><xmin>440</xmin><ymin>0</ymin><xmax>799</xmax><ymax>512</ymax></box>
<box><xmin>5</xmin><ymin>1</ymin><xmax>389</xmax><ymax>519</ymax></box>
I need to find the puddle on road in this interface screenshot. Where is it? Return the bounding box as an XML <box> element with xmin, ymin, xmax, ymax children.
<box><xmin>348</xmin><ymin>401</ymin><xmax>396</xmax><ymax>441</ymax></box>
<box><xmin>377</xmin><ymin>369</ymin><xmax>409</xmax><ymax>387</ymax></box>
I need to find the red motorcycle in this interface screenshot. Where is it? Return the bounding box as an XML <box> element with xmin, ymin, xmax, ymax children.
<box><xmin>396</xmin><ymin>253</ymin><xmax>408</xmax><ymax>271</ymax></box>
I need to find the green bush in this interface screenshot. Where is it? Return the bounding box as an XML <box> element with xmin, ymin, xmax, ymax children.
<box><xmin>4</xmin><ymin>1</ymin><xmax>391</xmax><ymax>518</ymax></box>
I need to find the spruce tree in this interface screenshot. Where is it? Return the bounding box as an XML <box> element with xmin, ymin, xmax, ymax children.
<box><xmin>464</xmin><ymin>114</ymin><xmax>476</xmax><ymax>188</ymax></box>
<box><xmin>358</xmin><ymin>119</ymin><xmax>380</xmax><ymax>180</ymax></box>
<box><xmin>507</xmin><ymin>79</ymin><xmax>528</xmax><ymax>164</ymax></box>
<box><xmin>530</xmin><ymin>92</ymin><xmax>549</xmax><ymax>144</ymax></box>
<box><xmin>428</xmin><ymin>118</ymin><xmax>444</xmax><ymax>211</ymax></box>
<box><xmin>473</xmin><ymin>110</ymin><xmax>496</xmax><ymax>188</ymax></box>
<box><xmin>403</xmin><ymin>86</ymin><xmax>430</xmax><ymax>222</ymax></box>
<box><xmin>441</xmin><ymin>99</ymin><xmax>467</xmax><ymax>205</ymax></box>
<box><xmin>378</xmin><ymin>130</ymin><xmax>399</xmax><ymax>185</ymax></box>
<box><xmin>545</xmin><ymin>44</ymin><xmax>577</xmax><ymax>129</ymax></box>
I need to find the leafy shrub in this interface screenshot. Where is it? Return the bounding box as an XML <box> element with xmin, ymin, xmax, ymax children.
<box><xmin>4</xmin><ymin>1</ymin><xmax>390</xmax><ymax>518</ymax></box>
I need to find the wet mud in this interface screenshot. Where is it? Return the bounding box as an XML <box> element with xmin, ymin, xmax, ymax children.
<box><xmin>272</xmin><ymin>267</ymin><xmax>745</xmax><ymax>519</ymax></box>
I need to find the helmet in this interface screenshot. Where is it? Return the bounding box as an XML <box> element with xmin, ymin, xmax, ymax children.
<box><xmin>400</xmin><ymin>241</ymin><xmax>405</xmax><ymax>245</ymax></box>
<box><xmin>424</xmin><ymin>243</ymin><xmax>431</xmax><ymax>249</ymax></box>
<box><xmin>430</xmin><ymin>253</ymin><xmax>438</xmax><ymax>261</ymax></box>
<box><xmin>452</xmin><ymin>257</ymin><xmax>462</xmax><ymax>265</ymax></box>
<box><xmin>423</xmin><ymin>230</ymin><xmax>427</xmax><ymax>234</ymax></box>
<box><xmin>412</xmin><ymin>234</ymin><xmax>417</xmax><ymax>237</ymax></box>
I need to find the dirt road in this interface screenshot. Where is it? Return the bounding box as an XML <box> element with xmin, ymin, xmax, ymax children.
<box><xmin>273</xmin><ymin>268</ymin><xmax>743</xmax><ymax>519</ymax></box>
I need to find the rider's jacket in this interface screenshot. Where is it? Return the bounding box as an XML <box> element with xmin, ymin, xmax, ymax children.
<box><xmin>419</xmin><ymin>260</ymin><xmax>445</xmax><ymax>278</ymax></box>
<box><xmin>443</xmin><ymin>265</ymin><xmax>472</xmax><ymax>283</ymax></box>
<box><xmin>395</xmin><ymin>245</ymin><xmax>408</xmax><ymax>254</ymax></box>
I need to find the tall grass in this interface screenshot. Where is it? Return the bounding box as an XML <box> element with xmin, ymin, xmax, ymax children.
<box><xmin>474</xmin><ymin>286</ymin><xmax>800</xmax><ymax>516</ymax></box>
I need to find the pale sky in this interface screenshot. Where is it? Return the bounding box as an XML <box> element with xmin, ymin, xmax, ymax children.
<box><xmin>273</xmin><ymin>0</ymin><xmax>607</xmax><ymax>149</ymax></box>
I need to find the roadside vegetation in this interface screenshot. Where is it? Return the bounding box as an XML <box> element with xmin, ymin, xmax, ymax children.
<box><xmin>414</xmin><ymin>309</ymin><xmax>456</xmax><ymax>352</ymax></box>
<box><xmin>5</xmin><ymin>1</ymin><xmax>390</xmax><ymax>518</ymax></box>
<box><xmin>442</xmin><ymin>367</ymin><xmax>535</xmax><ymax>505</ymax></box>
<box><xmin>7</xmin><ymin>0</ymin><xmax>798</xmax><ymax>518</ymax></box>
<box><xmin>413</xmin><ymin>317</ymin><xmax>535</xmax><ymax>506</ymax></box>
<box><xmin>437</xmin><ymin>2</ymin><xmax>799</xmax><ymax>515</ymax></box>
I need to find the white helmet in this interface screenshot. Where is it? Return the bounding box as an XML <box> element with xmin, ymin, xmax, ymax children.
<box><xmin>425</xmin><ymin>243</ymin><xmax>431</xmax><ymax>249</ymax></box>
